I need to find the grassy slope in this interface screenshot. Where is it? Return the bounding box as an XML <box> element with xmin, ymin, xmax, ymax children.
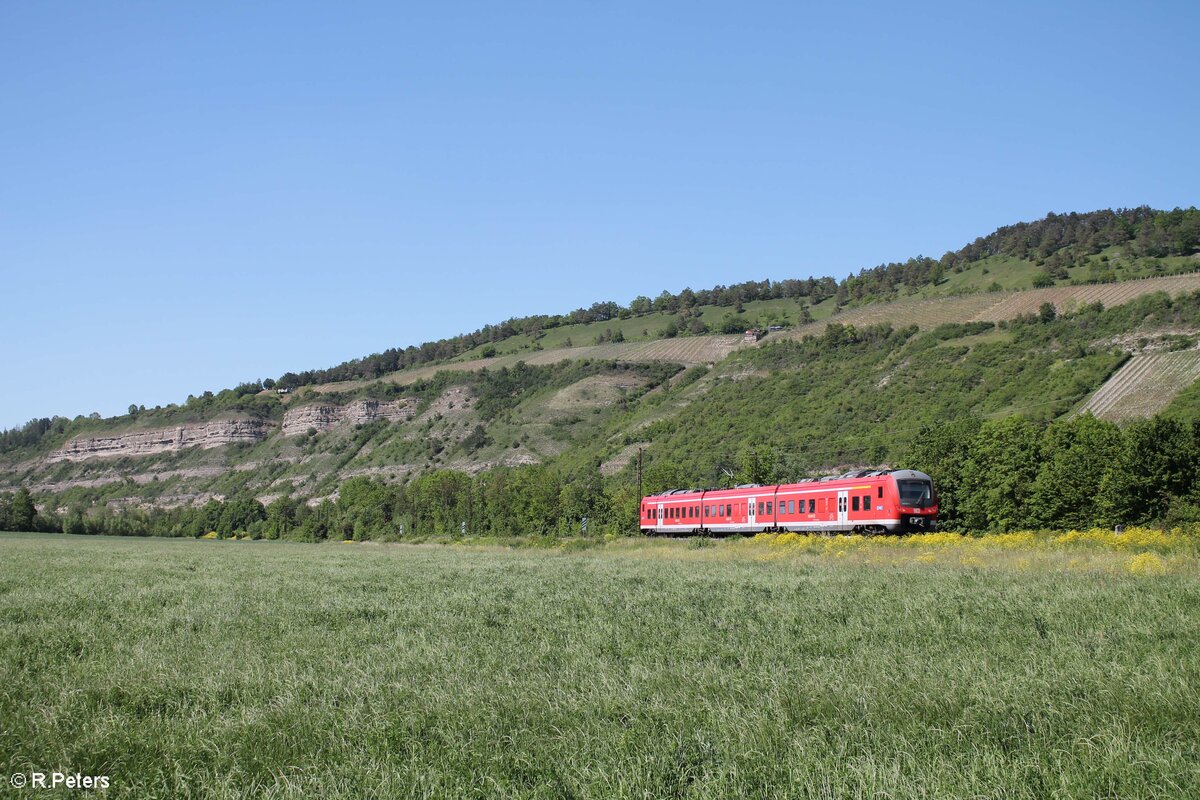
<box><xmin>2</xmin><ymin>532</ymin><xmax>1197</xmax><ymax>799</ymax></box>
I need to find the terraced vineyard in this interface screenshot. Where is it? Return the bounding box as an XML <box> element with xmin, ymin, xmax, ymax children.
<box><xmin>309</xmin><ymin>335</ymin><xmax>745</xmax><ymax>394</ymax></box>
<box><xmin>779</xmin><ymin>272</ymin><xmax>1200</xmax><ymax>341</ymax></box>
<box><xmin>780</xmin><ymin>294</ymin><xmax>1002</xmax><ymax>340</ymax></box>
<box><xmin>1080</xmin><ymin>349</ymin><xmax>1200</xmax><ymax>422</ymax></box>
<box><xmin>971</xmin><ymin>272</ymin><xmax>1200</xmax><ymax>322</ymax></box>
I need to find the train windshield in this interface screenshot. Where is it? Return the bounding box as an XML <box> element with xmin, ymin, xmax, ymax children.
<box><xmin>898</xmin><ymin>480</ymin><xmax>933</xmax><ymax>508</ymax></box>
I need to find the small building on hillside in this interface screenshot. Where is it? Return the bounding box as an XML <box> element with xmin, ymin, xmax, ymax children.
<box><xmin>743</xmin><ymin>329</ymin><xmax>762</xmax><ymax>343</ymax></box>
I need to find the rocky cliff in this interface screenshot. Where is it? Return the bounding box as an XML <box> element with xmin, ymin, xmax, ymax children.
<box><xmin>49</xmin><ymin>419</ymin><xmax>273</xmax><ymax>462</ymax></box>
<box><xmin>281</xmin><ymin>399</ymin><xmax>415</xmax><ymax>436</ymax></box>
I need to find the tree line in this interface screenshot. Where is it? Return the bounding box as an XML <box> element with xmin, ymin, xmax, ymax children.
<box><xmin>6</xmin><ymin>464</ymin><xmax>632</xmax><ymax>541</ymax></box>
<box><xmin>904</xmin><ymin>413</ymin><xmax>1200</xmax><ymax>531</ymax></box>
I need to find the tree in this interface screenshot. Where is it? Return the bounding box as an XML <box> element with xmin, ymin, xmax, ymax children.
<box><xmin>898</xmin><ymin>416</ymin><xmax>982</xmax><ymax>531</ymax></box>
<box><xmin>735</xmin><ymin>447</ymin><xmax>779</xmax><ymax>486</ymax></box>
<box><xmin>1098</xmin><ymin>417</ymin><xmax>1199</xmax><ymax>526</ymax></box>
<box><xmin>216</xmin><ymin>495</ymin><xmax>265</xmax><ymax>538</ymax></box>
<box><xmin>1027</xmin><ymin>414</ymin><xmax>1121</xmax><ymax>529</ymax></box>
<box><xmin>10</xmin><ymin>487</ymin><xmax>36</xmax><ymax>531</ymax></box>
<box><xmin>558</xmin><ymin>466</ymin><xmax>607</xmax><ymax>535</ymax></box>
<box><xmin>958</xmin><ymin>416</ymin><xmax>1041</xmax><ymax>531</ymax></box>
<box><xmin>508</xmin><ymin>466</ymin><xmax>560</xmax><ymax>535</ymax></box>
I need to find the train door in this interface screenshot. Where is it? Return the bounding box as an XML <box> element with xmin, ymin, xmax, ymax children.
<box><xmin>747</xmin><ymin>496</ymin><xmax>756</xmax><ymax>530</ymax></box>
<box><xmin>657</xmin><ymin>503</ymin><xmax>664</xmax><ymax>533</ymax></box>
<box><xmin>837</xmin><ymin>491</ymin><xmax>848</xmax><ymax>527</ymax></box>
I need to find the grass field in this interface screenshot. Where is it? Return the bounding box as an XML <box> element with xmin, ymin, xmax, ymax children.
<box><xmin>2</xmin><ymin>532</ymin><xmax>1198</xmax><ymax>799</ymax></box>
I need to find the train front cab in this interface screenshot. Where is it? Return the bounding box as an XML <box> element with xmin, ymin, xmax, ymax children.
<box><xmin>888</xmin><ymin>469</ymin><xmax>938</xmax><ymax>534</ymax></box>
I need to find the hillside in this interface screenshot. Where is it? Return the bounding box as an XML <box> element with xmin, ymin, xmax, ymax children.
<box><xmin>2</xmin><ymin>208</ymin><xmax>1200</xmax><ymax>537</ymax></box>
<box><xmin>3</xmin><ymin>283</ymin><xmax>1199</xmax><ymax>513</ymax></box>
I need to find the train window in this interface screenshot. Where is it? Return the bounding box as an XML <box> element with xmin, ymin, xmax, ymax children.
<box><xmin>852</xmin><ymin>496</ymin><xmax>860</xmax><ymax>511</ymax></box>
<box><xmin>766</xmin><ymin>502</ymin><xmax>772</xmax><ymax>515</ymax></box>
<box><xmin>788</xmin><ymin>500</ymin><xmax>795</xmax><ymax>514</ymax></box>
<box><xmin>758</xmin><ymin>501</ymin><xmax>764</xmax><ymax>515</ymax></box>
<box><xmin>808</xmin><ymin>499</ymin><xmax>816</xmax><ymax>513</ymax></box>
<box><xmin>862</xmin><ymin>494</ymin><xmax>871</xmax><ymax>510</ymax></box>
<box><xmin>878</xmin><ymin>486</ymin><xmax>884</xmax><ymax>498</ymax></box>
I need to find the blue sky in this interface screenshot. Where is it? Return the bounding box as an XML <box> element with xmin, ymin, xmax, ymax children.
<box><xmin>2</xmin><ymin>1</ymin><xmax>1197</xmax><ymax>429</ymax></box>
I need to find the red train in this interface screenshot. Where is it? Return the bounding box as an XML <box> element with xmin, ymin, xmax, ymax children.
<box><xmin>640</xmin><ymin>469</ymin><xmax>937</xmax><ymax>536</ymax></box>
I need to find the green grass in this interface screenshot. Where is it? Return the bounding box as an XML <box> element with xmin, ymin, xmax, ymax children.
<box><xmin>2</xmin><ymin>532</ymin><xmax>1198</xmax><ymax>798</ymax></box>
